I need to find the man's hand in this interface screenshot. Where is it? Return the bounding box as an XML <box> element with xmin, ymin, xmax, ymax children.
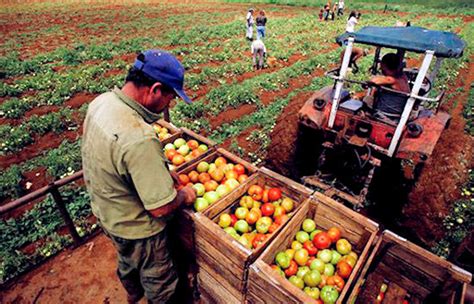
<box><xmin>180</xmin><ymin>185</ymin><xmax>196</xmax><ymax>206</ymax></box>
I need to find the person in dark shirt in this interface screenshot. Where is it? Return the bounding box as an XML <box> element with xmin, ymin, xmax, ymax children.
<box><xmin>256</xmin><ymin>10</ymin><xmax>267</xmax><ymax>40</ymax></box>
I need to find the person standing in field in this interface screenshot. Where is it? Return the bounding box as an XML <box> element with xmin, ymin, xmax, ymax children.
<box><xmin>337</xmin><ymin>0</ymin><xmax>345</xmax><ymax>16</ymax></box>
<box><xmin>256</xmin><ymin>10</ymin><xmax>267</xmax><ymax>40</ymax></box>
<box><xmin>346</xmin><ymin>11</ymin><xmax>359</xmax><ymax>33</ymax></box>
<box><xmin>339</xmin><ymin>47</ymin><xmax>369</xmax><ymax>74</ymax></box>
<box><xmin>331</xmin><ymin>4</ymin><xmax>337</xmax><ymax>20</ymax></box>
<box><xmin>323</xmin><ymin>4</ymin><xmax>330</xmax><ymax>21</ymax></box>
<box><xmin>82</xmin><ymin>49</ymin><xmax>196</xmax><ymax>304</ymax></box>
<box><xmin>251</xmin><ymin>39</ymin><xmax>267</xmax><ymax>70</ymax></box>
<box><xmin>246</xmin><ymin>8</ymin><xmax>254</xmax><ymax>41</ymax></box>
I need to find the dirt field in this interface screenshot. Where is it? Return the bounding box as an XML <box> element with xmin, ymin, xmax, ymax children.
<box><xmin>0</xmin><ymin>234</ymin><xmax>127</xmax><ymax>304</ymax></box>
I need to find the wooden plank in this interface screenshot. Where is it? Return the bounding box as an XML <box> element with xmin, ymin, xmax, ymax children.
<box><xmin>196</xmin><ymin>239</ymin><xmax>246</xmax><ymax>290</ymax></box>
<box><xmin>198</xmin><ymin>259</ymin><xmax>244</xmax><ymax>301</ymax></box>
<box><xmin>198</xmin><ymin>266</ymin><xmax>242</xmax><ymax>304</ymax></box>
<box><xmin>347</xmin><ymin>230</ymin><xmax>471</xmax><ymax>303</ymax></box>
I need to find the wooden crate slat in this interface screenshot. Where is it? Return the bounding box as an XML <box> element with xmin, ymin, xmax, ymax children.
<box><xmin>198</xmin><ymin>266</ymin><xmax>242</xmax><ymax>304</ymax></box>
<box><xmin>196</xmin><ymin>239</ymin><xmax>246</xmax><ymax>288</ymax></box>
<box><xmin>347</xmin><ymin>230</ymin><xmax>471</xmax><ymax>304</ymax></box>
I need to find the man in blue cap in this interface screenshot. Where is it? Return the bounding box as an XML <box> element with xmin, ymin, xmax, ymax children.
<box><xmin>82</xmin><ymin>49</ymin><xmax>196</xmax><ymax>303</ymax></box>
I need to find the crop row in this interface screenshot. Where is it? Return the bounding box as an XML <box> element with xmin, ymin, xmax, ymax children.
<box><xmin>171</xmin><ymin>48</ymin><xmax>339</xmax><ymax>131</ymax></box>
<box><xmin>1</xmin><ymin>140</ymin><xmax>82</xmax><ymax>200</ymax></box>
<box><xmin>1</xmin><ymin>6</ymin><xmax>245</xmax><ymax>58</ymax></box>
<box><xmin>0</xmin><ymin>105</ymin><xmax>86</xmax><ymax>155</ymax></box>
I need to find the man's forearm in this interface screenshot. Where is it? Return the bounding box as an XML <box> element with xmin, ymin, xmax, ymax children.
<box><xmin>148</xmin><ymin>190</ymin><xmax>187</xmax><ymax>218</ymax></box>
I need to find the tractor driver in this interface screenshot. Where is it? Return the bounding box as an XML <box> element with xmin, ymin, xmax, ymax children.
<box><xmin>365</xmin><ymin>53</ymin><xmax>410</xmax><ymax>122</ymax></box>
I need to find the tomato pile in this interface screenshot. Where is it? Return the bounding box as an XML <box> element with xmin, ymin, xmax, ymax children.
<box><xmin>163</xmin><ymin>137</ymin><xmax>209</xmax><ymax>169</ymax></box>
<box><xmin>152</xmin><ymin>123</ymin><xmax>173</xmax><ymax>141</ymax></box>
<box><xmin>176</xmin><ymin>157</ymin><xmax>250</xmax><ymax>212</ymax></box>
<box><xmin>218</xmin><ymin>185</ymin><xmax>296</xmax><ymax>250</ymax></box>
<box><xmin>271</xmin><ymin>220</ymin><xmax>358</xmax><ymax>304</ymax></box>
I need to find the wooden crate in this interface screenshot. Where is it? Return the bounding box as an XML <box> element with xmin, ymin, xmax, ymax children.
<box><xmin>347</xmin><ymin>230</ymin><xmax>472</xmax><ymax>304</ymax></box>
<box><xmin>247</xmin><ymin>192</ymin><xmax>379</xmax><ymax>304</ymax></box>
<box><xmin>162</xmin><ymin>127</ymin><xmax>216</xmax><ymax>172</ymax></box>
<box><xmin>170</xmin><ymin>148</ymin><xmax>258</xmax><ymax>253</ymax></box>
<box><xmin>193</xmin><ymin>167</ymin><xmax>313</xmax><ymax>302</ymax></box>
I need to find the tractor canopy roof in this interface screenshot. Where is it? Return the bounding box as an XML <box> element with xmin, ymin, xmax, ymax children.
<box><xmin>336</xmin><ymin>26</ymin><xmax>465</xmax><ymax>58</ymax></box>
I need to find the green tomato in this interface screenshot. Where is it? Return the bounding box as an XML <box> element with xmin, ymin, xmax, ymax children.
<box><xmin>296</xmin><ymin>266</ymin><xmax>310</xmax><ymax>279</ymax></box>
<box><xmin>331</xmin><ymin>250</ymin><xmax>342</xmax><ymax>265</ymax></box>
<box><xmin>295</xmin><ymin>231</ymin><xmax>310</xmax><ymax>243</ymax></box>
<box><xmin>310</xmin><ymin>258</ymin><xmax>325</xmax><ymax>273</ymax></box>
<box><xmin>320</xmin><ymin>285</ymin><xmax>339</xmax><ymax>304</ymax></box>
<box><xmin>302</xmin><ymin>219</ymin><xmax>316</xmax><ymax>233</ymax></box>
<box><xmin>288</xmin><ymin>275</ymin><xmax>304</xmax><ymax>290</ymax></box>
<box><xmin>323</xmin><ymin>263</ymin><xmax>335</xmax><ymax>276</ymax></box>
<box><xmin>304</xmin><ymin>287</ymin><xmax>320</xmax><ymax>299</ymax></box>
<box><xmin>303</xmin><ymin>270</ymin><xmax>322</xmax><ymax>287</ymax></box>
<box><xmin>275</xmin><ymin>252</ymin><xmax>291</xmax><ymax>269</ymax></box>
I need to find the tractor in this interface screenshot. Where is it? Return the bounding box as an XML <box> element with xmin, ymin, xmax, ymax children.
<box><xmin>297</xmin><ymin>26</ymin><xmax>465</xmax><ymax>209</ymax></box>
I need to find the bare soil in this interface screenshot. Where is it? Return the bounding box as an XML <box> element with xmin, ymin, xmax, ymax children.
<box><xmin>0</xmin><ymin>234</ymin><xmax>128</xmax><ymax>304</ymax></box>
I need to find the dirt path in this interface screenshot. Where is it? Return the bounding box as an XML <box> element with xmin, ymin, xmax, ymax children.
<box><xmin>0</xmin><ymin>234</ymin><xmax>128</xmax><ymax>304</ymax></box>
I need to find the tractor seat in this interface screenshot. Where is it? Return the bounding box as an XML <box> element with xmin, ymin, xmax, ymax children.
<box><xmin>340</xmin><ymin>99</ymin><xmax>364</xmax><ymax>112</ymax></box>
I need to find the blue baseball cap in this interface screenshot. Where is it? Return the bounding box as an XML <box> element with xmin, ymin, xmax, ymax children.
<box><xmin>133</xmin><ymin>49</ymin><xmax>192</xmax><ymax>104</ymax></box>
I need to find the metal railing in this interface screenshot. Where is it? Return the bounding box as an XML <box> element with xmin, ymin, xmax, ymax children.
<box><xmin>0</xmin><ymin>170</ymin><xmax>85</xmax><ymax>247</ymax></box>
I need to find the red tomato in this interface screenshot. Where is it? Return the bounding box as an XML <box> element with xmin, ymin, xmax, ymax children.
<box><xmin>225</xmin><ymin>170</ymin><xmax>239</xmax><ymax>180</ymax></box>
<box><xmin>165</xmin><ymin>149</ymin><xmax>178</xmax><ymax>161</ymax></box>
<box><xmin>314</xmin><ymin>300</ymin><xmax>323</xmax><ymax>304</ymax></box>
<box><xmin>313</xmin><ymin>232</ymin><xmax>332</xmax><ymax>249</ymax></box>
<box><xmin>332</xmin><ymin>275</ymin><xmax>345</xmax><ymax>292</ymax></box>
<box><xmin>238</xmin><ymin>174</ymin><xmax>249</xmax><ymax>183</ymax></box>
<box><xmin>214</xmin><ymin>156</ymin><xmax>227</xmax><ymax>167</ymax></box>
<box><xmin>327</xmin><ymin>227</ymin><xmax>341</xmax><ymax>242</ymax></box>
<box><xmin>198</xmin><ymin>173</ymin><xmax>211</xmax><ymax>184</ymax></box>
<box><xmin>268</xmin><ymin>188</ymin><xmax>282</xmax><ymax>201</ymax></box>
<box><xmin>234</xmin><ymin>164</ymin><xmax>246</xmax><ymax>175</ymax></box>
<box><xmin>261</xmin><ymin>203</ymin><xmax>275</xmax><ymax>217</ymax></box>
<box><xmin>336</xmin><ymin>261</ymin><xmax>353</xmax><ymax>279</ymax></box>
<box><xmin>268</xmin><ymin>222</ymin><xmax>280</xmax><ymax>233</ymax></box>
<box><xmin>252</xmin><ymin>233</ymin><xmax>267</xmax><ymax>249</ymax></box>
<box><xmin>284</xmin><ymin>260</ymin><xmax>298</xmax><ymax>277</ymax></box>
<box><xmin>262</xmin><ymin>189</ymin><xmax>269</xmax><ymax>203</ymax></box>
<box><xmin>327</xmin><ymin>275</ymin><xmax>345</xmax><ymax>291</ymax></box>
<box><xmin>178</xmin><ymin>174</ymin><xmax>190</xmax><ymax>185</ymax></box>
<box><xmin>230</xmin><ymin>214</ymin><xmax>238</xmax><ymax>227</ymax></box>
<box><xmin>274</xmin><ymin>214</ymin><xmax>289</xmax><ymax>225</ymax></box>
<box><xmin>246</xmin><ymin>210</ymin><xmax>260</xmax><ymax>225</ymax></box>
<box><xmin>188</xmin><ymin>170</ymin><xmax>199</xmax><ymax>183</ymax></box>
<box><xmin>303</xmin><ymin>241</ymin><xmax>318</xmax><ymax>256</ymax></box>
<box><xmin>248</xmin><ymin>185</ymin><xmax>264</xmax><ymax>201</ymax></box>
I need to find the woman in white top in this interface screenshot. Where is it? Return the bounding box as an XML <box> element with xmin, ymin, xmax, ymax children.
<box><xmin>246</xmin><ymin>8</ymin><xmax>254</xmax><ymax>41</ymax></box>
<box><xmin>346</xmin><ymin>11</ymin><xmax>358</xmax><ymax>33</ymax></box>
